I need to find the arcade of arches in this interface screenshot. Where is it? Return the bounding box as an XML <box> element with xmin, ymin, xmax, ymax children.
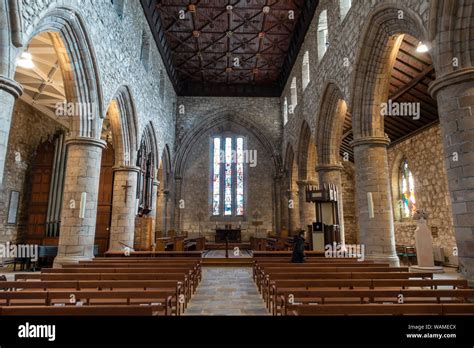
<box><xmin>0</xmin><ymin>0</ymin><xmax>473</xmax><ymax>308</ymax></box>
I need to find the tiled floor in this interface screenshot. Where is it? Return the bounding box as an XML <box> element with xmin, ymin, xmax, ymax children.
<box><xmin>184</xmin><ymin>267</ymin><xmax>269</xmax><ymax>316</ymax></box>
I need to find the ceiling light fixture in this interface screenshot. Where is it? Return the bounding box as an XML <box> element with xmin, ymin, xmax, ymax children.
<box><xmin>416</xmin><ymin>41</ymin><xmax>429</xmax><ymax>53</ymax></box>
<box><xmin>17</xmin><ymin>52</ymin><xmax>35</xmax><ymax>69</ymax></box>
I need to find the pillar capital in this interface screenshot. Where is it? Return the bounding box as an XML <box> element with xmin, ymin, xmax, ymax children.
<box><xmin>296</xmin><ymin>180</ymin><xmax>307</xmax><ymax>186</ymax></box>
<box><xmin>65</xmin><ymin>136</ymin><xmax>107</xmax><ymax>149</ymax></box>
<box><xmin>0</xmin><ymin>75</ymin><xmax>23</xmax><ymax>98</ymax></box>
<box><xmin>316</xmin><ymin>163</ymin><xmax>344</xmax><ymax>173</ymax></box>
<box><xmin>428</xmin><ymin>67</ymin><xmax>474</xmax><ymax>98</ymax></box>
<box><xmin>112</xmin><ymin>165</ymin><xmax>140</xmax><ymax>174</ymax></box>
<box><xmin>350</xmin><ymin>136</ymin><xmax>390</xmax><ymax>148</ymax></box>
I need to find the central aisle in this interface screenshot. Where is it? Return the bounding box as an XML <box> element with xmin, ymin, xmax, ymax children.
<box><xmin>184</xmin><ymin>267</ymin><xmax>269</xmax><ymax>316</ymax></box>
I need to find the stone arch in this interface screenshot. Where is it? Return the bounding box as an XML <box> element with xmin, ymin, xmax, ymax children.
<box><xmin>283</xmin><ymin>143</ymin><xmax>296</xmax><ymax>187</ymax></box>
<box><xmin>316</xmin><ymin>82</ymin><xmax>348</xmax><ymax>166</ymax></box>
<box><xmin>24</xmin><ymin>6</ymin><xmax>103</xmax><ymax>139</ymax></box>
<box><xmin>297</xmin><ymin>120</ymin><xmax>317</xmax><ymax>182</ymax></box>
<box><xmin>389</xmin><ymin>151</ymin><xmax>407</xmax><ymax>223</ymax></box>
<box><xmin>161</xmin><ymin>144</ymin><xmax>172</xmax><ymax>190</ymax></box>
<box><xmin>174</xmin><ymin>112</ymin><xmax>281</xmax><ymax>178</ymax></box>
<box><xmin>104</xmin><ymin>85</ymin><xmax>139</xmax><ymax>167</ymax></box>
<box><xmin>139</xmin><ymin>121</ymin><xmax>159</xmax><ymax>171</ymax></box>
<box><xmin>428</xmin><ymin>0</ymin><xmax>474</xmax><ymax>77</ymax></box>
<box><xmin>350</xmin><ymin>4</ymin><xmax>428</xmax><ymax>139</ymax></box>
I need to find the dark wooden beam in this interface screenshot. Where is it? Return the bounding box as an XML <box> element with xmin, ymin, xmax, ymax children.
<box><xmin>389</xmin><ymin>64</ymin><xmax>434</xmax><ymax>101</ymax></box>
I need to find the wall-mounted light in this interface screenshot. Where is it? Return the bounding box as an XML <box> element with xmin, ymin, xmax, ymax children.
<box><xmin>416</xmin><ymin>42</ymin><xmax>429</xmax><ymax>53</ymax></box>
<box><xmin>17</xmin><ymin>52</ymin><xmax>35</xmax><ymax>69</ymax></box>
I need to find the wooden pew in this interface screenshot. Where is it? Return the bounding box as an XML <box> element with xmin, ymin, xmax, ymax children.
<box><xmin>0</xmin><ymin>305</ymin><xmax>156</xmax><ymax>316</ymax></box>
<box><xmin>275</xmin><ymin>289</ymin><xmax>474</xmax><ymax>315</ymax></box>
<box><xmin>267</xmin><ymin>279</ymin><xmax>468</xmax><ymax>314</ymax></box>
<box><xmin>42</xmin><ymin>267</ymin><xmax>200</xmax><ymax>294</ymax></box>
<box><xmin>0</xmin><ymin>290</ymin><xmax>176</xmax><ymax>315</ymax></box>
<box><xmin>286</xmin><ymin>303</ymin><xmax>474</xmax><ymax>316</ymax></box>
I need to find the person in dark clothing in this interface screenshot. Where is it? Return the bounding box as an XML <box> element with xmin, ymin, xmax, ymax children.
<box><xmin>291</xmin><ymin>230</ymin><xmax>306</xmax><ymax>263</ymax></box>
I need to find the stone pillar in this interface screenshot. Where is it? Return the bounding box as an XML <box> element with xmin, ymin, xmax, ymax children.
<box><xmin>280</xmin><ymin>184</ymin><xmax>289</xmax><ymax>233</ymax></box>
<box><xmin>0</xmin><ymin>76</ymin><xmax>22</xmax><ymax>187</ymax></box>
<box><xmin>273</xmin><ymin>176</ymin><xmax>282</xmax><ymax>234</ymax></box>
<box><xmin>351</xmin><ymin>136</ymin><xmax>399</xmax><ymax>266</ymax></box>
<box><xmin>287</xmin><ymin>189</ymin><xmax>300</xmax><ymax>235</ymax></box>
<box><xmin>54</xmin><ymin>137</ymin><xmax>106</xmax><ymax>267</ymax></box>
<box><xmin>148</xmin><ymin>180</ymin><xmax>160</xmax><ymax>245</ymax></box>
<box><xmin>173</xmin><ymin>177</ymin><xmax>183</xmax><ymax>234</ymax></box>
<box><xmin>297</xmin><ymin>180</ymin><xmax>316</xmax><ymax>231</ymax></box>
<box><xmin>429</xmin><ymin>69</ymin><xmax>474</xmax><ymax>285</ymax></box>
<box><xmin>107</xmin><ymin>166</ymin><xmax>139</xmax><ymax>252</ymax></box>
<box><xmin>163</xmin><ymin>190</ymin><xmax>170</xmax><ymax>236</ymax></box>
<box><xmin>317</xmin><ymin>164</ymin><xmax>346</xmax><ymax>245</ymax></box>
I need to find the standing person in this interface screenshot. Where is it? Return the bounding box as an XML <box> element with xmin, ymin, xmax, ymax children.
<box><xmin>291</xmin><ymin>230</ymin><xmax>306</xmax><ymax>263</ymax></box>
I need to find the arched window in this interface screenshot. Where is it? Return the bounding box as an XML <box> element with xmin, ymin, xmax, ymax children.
<box><xmin>283</xmin><ymin>97</ymin><xmax>288</xmax><ymax>125</ymax></box>
<box><xmin>212</xmin><ymin>135</ymin><xmax>245</xmax><ymax>217</ymax></box>
<box><xmin>399</xmin><ymin>159</ymin><xmax>416</xmax><ymax>218</ymax></box>
<box><xmin>340</xmin><ymin>0</ymin><xmax>351</xmax><ymax>21</ymax></box>
<box><xmin>317</xmin><ymin>10</ymin><xmax>329</xmax><ymax>61</ymax></box>
<box><xmin>137</xmin><ymin>134</ymin><xmax>155</xmax><ymax>216</ymax></box>
<box><xmin>302</xmin><ymin>51</ymin><xmax>310</xmax><ymax>90</ymax></box>
<box><xmin>290</xmin><ymin>77</ymin><xmax>298</xmax><ymax>110</ymax></box>
<box><xmin>140</xmin><ymin>30</ymin><xmax>151</xmax><ymax>72</ymax></box>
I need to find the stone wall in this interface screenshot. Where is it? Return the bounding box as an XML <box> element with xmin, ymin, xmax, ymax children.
<box><xmin>0</xmin><ymin>100</ymin><xmax>65</xmax><ymax>243</ymax></box>
<box><xmin>387</xmin><ymin>124</ymin><xmax>456</xmax><ymax>256</ymax></box>
<box><xmin>176</xmin><ymin>97</ymin><xmax>282</xmax><ymax>241</ymax></box>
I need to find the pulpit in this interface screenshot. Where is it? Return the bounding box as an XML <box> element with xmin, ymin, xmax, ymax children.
<box><xmin>214</xmin><ymin>228</ymin><xmax>241</xmax><ymax>243</ymax></box>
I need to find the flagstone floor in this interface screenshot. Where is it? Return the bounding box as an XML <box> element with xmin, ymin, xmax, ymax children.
<box><xmin>184</xmin><ymin>267</ymin><xmax>269</xmax><ymax>316</ymax></box>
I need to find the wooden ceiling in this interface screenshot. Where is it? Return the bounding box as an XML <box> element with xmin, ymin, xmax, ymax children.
<box><xmin>340</xmin><ymin>34</ymin><xmax>439</xmax><ymax>162</ymax></box>
<box><xmin>141</xmin><ymin>0</ymin><xmax>318</xmax><ymax>96</ymax></box>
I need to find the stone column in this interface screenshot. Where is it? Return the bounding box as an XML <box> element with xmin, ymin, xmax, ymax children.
<box><xmin>163</xmin><ymin>189</ymin><xmax>170</xmax><ymax>235</ymax></box>
<box><xmin>147</xmin><ymin>180</ymin><xmax>160</xmax><ymax>245</ymax></box>
<box><xmin>287</xmin><ymin>189</ymin><xmax>300</xmax><ymax>235</ymax></box>
<box><xmin>280</xmin><ymin>184</ymin><xmax>289</xmax><ymax>233</ymax></box>
<box><xmin>273</xmin><ymin>176</ymin><xmax>282</xmax><ymax>235</ymax></box>
<box><xmin>173</xmin><ymin>177</ymin><xmax>183</xmax><ymax>234</ymax></box>
<box><xmin>297</xmin><ymin>180</ymin><xmax>316</xmax><ymax>231</ymax></box>
<box><xmin>54</xmin><ymin>137</ymin><xmax>106</xmax><ymax>267</ymax></box>
<box><xmin>0</xmin><ymin>76</ymin><xmax>22</xmax><ymax>187</ymax></box>
<box><xmin>107</xmin><ymin>166</ymin><xmax>139</xmax><ymax>252</ymax></box>
<box><xmin>317</xmin><ymin>164</ymin><xmax>346</xmax><ymax>245</ymax></box>
<box><xmin>351</xmin><ymin>136</ymin><xmax>399</xmax><ymax>266</ymax></box>
<box><xmin>429</xmin><ymin>69</ymin><xmax>474</xmax><ymax>285</ymax></box>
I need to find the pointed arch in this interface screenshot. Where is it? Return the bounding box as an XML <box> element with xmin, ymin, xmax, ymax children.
<box><xmin>104</xmin><ymin>85</ymin><xmax>139</xmax><ymax>166</ymax></box>
<box><xmin>25</xmin><ymin>6</ymin><xmax>104</xmax><ymax>139</ymax></box>
<box><xmin>316</xmin><ymin>82</ymin><xmax>348</xmax><ymax>166</ymax></box>
<box><xmin>350</xmin><ymin>4</ymin><xmax>428</xmax><ymax>139</ymax></box>
<box><xmin>297</xmin><ymin>120</ymin><xmax>317</xmax><ymax>181</ymax></box>
<box><xmin>174</xmin><ymin>111</ymin><xmax>281</xmax><ymax>178</ymax></box>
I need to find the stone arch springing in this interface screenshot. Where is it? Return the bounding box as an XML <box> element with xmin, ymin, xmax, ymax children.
<box><xmin>103</xmin><ymin>85</ymin><xmax>139</xmax><ymax>167</ymax></box>
<box><xmin>350</xmin><ymin>4</ymin><xmax>428</xmax><ymax>139</ymax></box>
<box><xmin>25</xmin><ymin>7</ymin><xmax>104</xmax><ymax>139</ymax></box>
<box><xmin>136</xmin><ymin>122</ymin><xmax>159</xmax><ymax>216</ymax></box>
<box><xmin>316</xmin><ymin>82</ymin><xmax>348</xmax><ymax>166</ymax></box>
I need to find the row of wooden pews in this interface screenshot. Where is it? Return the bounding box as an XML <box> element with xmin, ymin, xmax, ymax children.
<box><xmin>253</xmin><ymin>254</ymin><xmax>474</xmax><ymax>316</ymax></box>
<box><xmin>0</xmin><ymin>256</ymin><xmax>202</xmax><ymax>316</ymax></box>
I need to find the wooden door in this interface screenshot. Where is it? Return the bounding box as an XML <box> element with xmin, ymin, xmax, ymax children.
<box><xmin>95</xmin><ymin>143</ymin><xmax>115</xmax><ymax>255</ymax></box>
<box><xmin>26</xmin><ymin>140</ymin><xmax>55</xmax><ymax>245</ymax></box>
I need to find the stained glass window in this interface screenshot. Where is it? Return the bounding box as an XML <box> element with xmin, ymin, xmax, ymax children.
<box><xmin>212</xmin><ymin>135</ymin><xmax>245</xmax><ymax>216</ymax></box>
<box><xmin>224</xmin><ymin>137</ymin><xmax>233</xmax><ymax>216</ymax></box>
<box><xmin>236</xmin><ymin>138</ymin><xmax>244</xmax><ymax>216</ymax></box>
<box><xmin>212</xmin><ymin>138</ymin><xmax>221</xmax><ymax>215</ymax></box>
<box><xmin>400</xmin><ymin>159</ymin><xmax>416</xmax><ymax>218</ymax></box>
